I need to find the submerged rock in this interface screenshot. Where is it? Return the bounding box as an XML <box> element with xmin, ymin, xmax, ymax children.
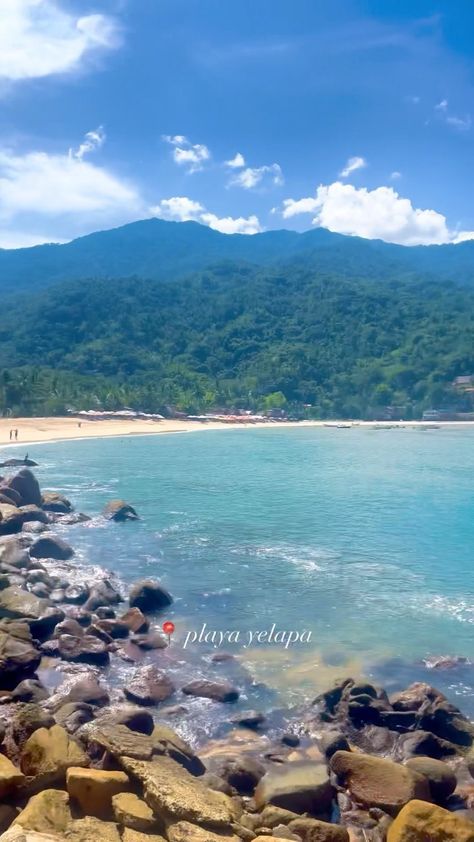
<box><xmin>182</xmin><ymin>679</ymin><xmax>239</xmax><ymax>703</ymax></box>
<box><xmin>57</xmin><ymin>634</ymin><xmax>110</xmax><ymax>666</ymax></box>
<box><xmin>103</xmin><ymin>500</ymin><xmax>139</xmax><ymax>522</ymax></box>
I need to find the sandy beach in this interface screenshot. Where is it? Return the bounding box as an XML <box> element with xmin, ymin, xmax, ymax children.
<box><xmin>0</xmin><ymin>415</ymin><xmax>474</xmax><ymax>449</ymax></box>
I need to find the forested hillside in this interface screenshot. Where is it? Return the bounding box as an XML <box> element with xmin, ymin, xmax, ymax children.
<box><xmin>1</xmin><ymin>260</ymin><xmax>473</xmax><ymax>418</ymax></box>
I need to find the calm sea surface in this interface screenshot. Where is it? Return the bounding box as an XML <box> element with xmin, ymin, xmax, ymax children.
<box><xmin>3</xmin><ymin>426</ymin><xmax>474</xmax><ymax>720</ymax></box>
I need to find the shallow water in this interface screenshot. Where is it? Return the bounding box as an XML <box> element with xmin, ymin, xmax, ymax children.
<box><xmin>4</xmin><ymin>426</ymin><xmax>474</xmax><ymax>719</ymax></box>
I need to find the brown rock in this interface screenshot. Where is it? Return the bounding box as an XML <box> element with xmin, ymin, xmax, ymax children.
<box><xmin>0</xmin><ymin>754</ymin><xmax>25</xmax><ymax>797</ymax></box>
<box><xmin>182</xmin><ymin>680</ymin><xmax>239</xmax><ymax>703</ymax></box>
<box><xmin>128</xmin><ymin>580</ymin><xmax>172</xmax><ymax>612</ymax></box>
<box><xmin>387</xmin><ymin>798</ymin><xmax>474</xmax><ymax>841</ymax></box>
<box><xmin>65</xmin><ymin>817</ymin><xmax>121</xmax><ymax>841</ymax></box>
<box><xmin>288</xmin><ymin>818</ymin><xmax>349</xmax><ymax>842</ymax></box>
<box><xmin>152</xmin><ymin>724</ymin><xmax>205</xmax><ymax>775</ymax></box>
<box><xmin>405</xmin><ymin>756</ymin><xmax>457</xmax><ymax>802</ymax></box>
<box><xmin>167</xmin><ymin>822</ymin><xmax>241</xmax><ymax>842</ymax></box>
<box><xmin>112</xmin><ymin>792</ymin><xmax>158</xmax><ymax>832</ymax></box>
<box><xmin>30</xmin><ymin>536</ymin><xmax>74</xmax><ymax>561</ymax></box>
<box><xmin>122</xmin><ymin>832</ymin><xmax>167</xmax><ymax>842</ymax></box>
<box><xmin>20</xmin><ymin>725</ymin><xmax>89</xmax><ymax>785</ymax></box>
<box><xmin>254</xmin><ymin>762</ymin><xmax>333</xmax><ymax>815</ymax></box>
<box><xmin>120</xmin><ymin>608</ymin><xmax>149</xmax><ymax>634</ymax></box>
<box><xmin>66</xmin><ymin>767</ymin><xmax>130</xmax><ymax>819</ymax></box>
<box><xmin>6</xmin><ymin>471</ymin><xmax>42</xmax><ymax>508</ymax></box>
<box><xmin>57</xmin><ymin>634</ymin><xmax>109</xmax><ymax>666</ymax></box>
<box><xmin>13</xmin><ymin>790</ymin><xmax>71</xmax><ymax>835</ymax></box>
<box><xmin>124</xmin><ymin>665</ymin><xmax>175</xmax><ymax>706</ymax></box>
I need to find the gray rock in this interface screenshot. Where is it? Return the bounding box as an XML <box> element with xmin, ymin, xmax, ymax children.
<box><xmin>182</xmin><ymin>679</ymin><xmax>239</xmax><ymax>703</ymax></box>
<box><xmin>124</xmin><ymin>665</ymin><xmax>175</xmax><ymax>706</ymax></box>
<box><xmin>103</xmin><ymin>500</ymin><xmax>139</xmax><ymax>521</ymax></box>
<box><xmin>129</xmin><ymin>579</ymin><xmax>172</xmax><ymax>612</ymax></box>
<box><xmin>30</xmin><ymin>536</ymin><xmax>74</xmax><ymax>561</ymax></box>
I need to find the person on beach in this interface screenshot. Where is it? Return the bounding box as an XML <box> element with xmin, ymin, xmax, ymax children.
<box><xmin>9</xmin><ymin>430</ymin><xmax>12</xmax><ymax>441</ymax></box>
<box><xmin>14</xmin><ymin>429</ymin><xmax>18</xmax><ymax>440</ymax></box>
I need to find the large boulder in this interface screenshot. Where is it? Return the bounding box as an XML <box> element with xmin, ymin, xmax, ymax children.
<box><xmin>287</xmin><ymin>819</ymin><xmax>349</xmax><ymax>842</ymax></box>
<box><xmin>122</xmin><ymin>832</ymin><xmax>166</xmax><ymax>842</ymax></box>
<box><xmin>387</xmin><ymin>799</ymin><xmax>474</xmax><ymax>841</ymax></box>
<box><xmin>120</xmin><ymin>608</ymin><xmax>149</xmax><ymax>634</ymax></box>
<box><xmin>254</xmin><ymin>762</ymin><xmax>333</xmax><ymax>815</ymax></box>
<box><xmin>152</xmin><ymin>724</ymin><xmax>205</xmax><ymax>776</ymax></box>
<box><xmin>405</xmin><ymin>756</ymin><xmax>457</xmax><ymax>802</ymax></box>
<box><xmin>124</xmin><ymin>665</ymin><xmax>175</xmax><ymax>706</ymax></box>
<box><xmin>80</xmin><ymin>722</ymin><xmax>154</xmax><ymax>762</ymax></box>
<box><xmin>0</xmin><ymin>754</ymin><xmax>25</xmax><ymax>797</ymax></box>
<box><xmin>6</xmin><ymin>470</ymin><xmax>42</xmax><ymax>507</ymax></box>
<box><xmin>66</xmin><ymin>767</ymin><xmax>130</xmax><ymax>819</ymax></box>
<box><xmin>41</xmin><ymin>492</ymin><xmax>73</xmax><ymax>514</ymax></box>
<box><xmin>47</xmin><ymin>673</ymin><xmax>110</xmax><ymax>710</ymax></box>
<box><xmin>112</xmin><ymin>792</ymin><xmax>158</xmax><ymax>833</ymax></box>
<box><xmin>182</xmin><ymin>680</ymin><xmax>239</xmax><ymax>703</ymax></box>
<box><xmin>0</xmin><ymin>623</ymin><xmax>41</xmax><ymax>689</ymax></box>
<box><xmin>57</xmin><ymin>634</ymin><xmax>110</xmax><ymax>666</ymax></box>
<box><xmin>30</xmin><ymin>537</ymin><xmax>74</xmax><ymax>561</ymax></box>
<box><xmin>103</xmin><ymin>500</ymin><xmax>139</xmax><ymax>522</ymax></box>
<box><xmin>0</xmin><ymin>506</ymin><xmax>47</xmax><ymax>536</ymax></box>
<box><xmin>128</xmin><ymin>580</ymin><xmax>172</xmax><ymax>612</ymax></box>
<box><xmin>120</xmin><ymin>756</ymin><xmax>237</xmax><ymax>827</ymax></box>
<box><xmin>330</xmin><ymin>750</ymin><xmax>430</xmax><ymax>816</ymax></box>
<box><xmin>11</xmin><ymin>704</ymin><xmax>55</xmax><ymax>749</ymax></box>
<box><xmin>65</xmin><ymin>817</ymin><xmax>121</xmax><ymax>841</ymax></box>
<box><xmin>12</xmin><ymin>790</ymin><xmax>71</xmax><ymax>835</ymax></box>
<box><xmin>0</xmin><ymin>587</ymin><xmax>49</xmax><ymax>621</ymax></box>
<box><xmin>20</xmin><ymin>724</ymin><xmax>89</xmax><ymax>785</ymax></box>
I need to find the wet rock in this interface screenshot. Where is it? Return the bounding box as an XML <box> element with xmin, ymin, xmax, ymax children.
<box><xmin>182</xmin><ymin>679</ymin><xmax>239</xmax><ymax>703</ymax></box>
<box><xmin>0</xmin><ymin>586</ymin><xmax>49</xmax><ymax>620</ymax></box>
<box><xmin>124</xmin><ymin>665</ymin><xmax>175</xmax><ymax>706</ymax></box>
<box><xmin>30</xmin><ymin>536</ymin><xmax>74</xmax><ymax>561</ymax></box>
<box><xmin>231</xmin><ymin>710</ymin><xmax>266</xmax><ymax>729</ymax></box>
<box><xmin>57</xmin><ymin>634</ymin><xmax>110</xmax><ymax>666</ymax></box>
<box><xmin>11</xmin><ymin>704</ymin><xmax>55</xmax><ymax>748</ymax></box>
<box><xmin>20</xmin><ymin>724</ymin><xmax>89</xmax><ymax>785</ymax></box>
<box><xmin>287</xmin><ymin>818</ymin><xmax>349</xmax><ymax>842</ymax></box>
<box><xmin>397</xmin><ymin>729</ymin><xmax>457</xmax><ymax>759</ymax></box>
<box><xmin>112</xmin><ymin>792</ymin><xmax>158</xmax><ymax>833</ymax></box>
<box><xmin>0</xmin><ymin>623</ymin><xmax>41</xmax><ymax>689</ymax></box>
<box><xmin>84</xmin><ymin>580</ymin><xmax>122</xmax><ymax>611</ymax></box>
<box><xmin>63</xmin><ymin>607</ymin><xmax>92</xmax><ymax>628</ymax></box>
<box><xmin>54</xmin><ymin>618</ymin><xmax>84</xmax><ymax>638</ymax></box>
<box><xmin>254</xmin><ymin>762</ymin><xmax>334</xmax><ymax>815</ymax></box>
<box><xmin>6</xmin><ymin>470</ymin><xmax>42</xmax><ymax>507</ymax></box>
<box><xmin>65</xmin><ymin>816</ymin><xmax>121</xmax><ymax>842</ymax></box>
<box><xmin>329</xmin><ymin>750</ymin><xmax>430</xmax><ymax>816</ymax></box>
<box><xmin>0</xmin><ymin>487</ymin><xmax>22</xmax><ymax>506</ymax></box>
<box><xmin>120</xmin><ymin>607</ymin><xmax>149</xmax><ymax>634</ymax></box>
<box><xmin>66</xmin><ymin>766</ymin><xmax>130</xmax><ymax>819</ymax></box>
<box><xmin>47</xmin><ymin>673</ymin><xmax>110</xmax><ymax>709</ymax></box>
<box><xmin>0</xmin><ymin>806</ymin><xmax>16</xmax><ymax>835</ymax></box>
<box><xmin>405</xmin><ymin>756</ymin><xmax>457</xmax><ymax>802</ymax></box>
<box><xmin>255</xmin><ymin>806</ymin><xmax>306</xmax><ymax>828</ymax></box>
<box><xmin>130</xmin><ymin>631</ymin><xmax>167</xmax><ymax>650</ymax></box>
<box><xmin>22</xmin><ymin>521</ymin><xmax>48</xmax><ymax>535</ymax></box>
<box><xmin>12</xmin><ymin>789</ymin><xmax>71</xmax><ymax>835</ymax></box>
<box><xmin>387</xmin><ymin>798</ymin><xmax>474</xmax><ymax>841</ymax></box>
<box><xmin>93</xmin><ymin>618</ymin><xmax>129</xmax><ymax>639</ymax></box>
<box><xmin>95</xmin><ymin>606</ymin><xmax>116</xmax><ymax>619</ymax></box>
<box><xmin>54</xmin><ymin>702</ymin><xmax>95</xmax><ymax>733</ymax></box>
<box><xmin>0</xmin><ymin>754</ymin><xmax>25</xmax><ymax>797</ymax></box>
<box><xmin>11</xmin><ymin>679</ymin><xmax>49</xmax><ymax>704</ymax></box>
<box><xmin>103</xmin><ymin>500</ymin><xmax>139</xmax><ymax>522</ymax></box>
<box><xmin>281</xmin><ymin>733</ymin><xmax>300</xmax><ymax>748</ymax></box>
<box><xmin>97</xmin><ymin>705</ymin><xmax>155</xmax><ymax>735</ymax></box>
<box><xmin>210</xmin><ymin>755</ymin><xmax>265</xmax><ymax>795</ymax></box>
<box><xmin>63</xmin><ymin>585</ymin><xmax>89</xmax><ymax>605</ymax></box>
<box><xmin>0</xmin><ymin>536</ymin><xmax>30</xmax><ymax>567</ymax></box>
<box><xmin>152</xmin><ymin>724</ymin><xmax>206</xmax><ymax>775</ymax></box>
<box><xmin>129</xmin><ymin>580</ymin><xmax>172</xmax><ymax>613</ymax></box>
<box><xmin>29</xmin><ymin>606</ymin><xmax>65</xmax><ymax>640</ymax></box>
<box><xmin>120</xmin><ymin>755</ymin><xmax>237</xmax><ymax>827</ymax></box>
<box><xmin>0</xmin><ymin>506</ymin><xmax>47</xmax><ymax>535</ymax></box>
<box><xmin>41</xmin><ymin>492</ymin><xmax>73</xmax><ymax>514</ymax></box>
<box><xmin>320</xmin><ymin>731</ymin><xmax>350</xmax><ymax>759</ymax></box>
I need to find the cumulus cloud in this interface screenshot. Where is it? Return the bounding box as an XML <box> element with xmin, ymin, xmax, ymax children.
<box><xmin>0</xmin><ymin>0</ymin><xmax>120</xmax><ymax>82</ymax></box>
<box><xmin>339</xmin><ymin>156</ymin><xmax>367</xmax><ymax>178</ymax></box>
<box><xmin>151</xmin><ymin>195</ymin><xmax>262</xmax><ymax>235</ymax></box>
<box><xmin>163</xmin><ymin>135</ymin><xmax>211</xmax><ymax>173</ymax></box>
<box><xmin>281</xmin><ymin>181</ymin><xmax>474</xmax><ymax>246</ymax></box>
<box><xmin>229</xmin><ymin>163</ymin><xmax>283</xmax><ymax>189</ymax></box>
<box><xmin>0</xmin><ymin>135</ymin><xmax>142</xmax><ymax>247</ymax></box>
<box><xmin>225</xmin><ymin>152</ymin><xmax>246</xmax><ymax>169</ymax></box>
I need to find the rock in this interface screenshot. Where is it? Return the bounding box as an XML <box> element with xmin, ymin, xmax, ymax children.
<box><xmin>80</xmin><ymin>722</ymin><xmax>154</xmax><ymax>761</ymax></box>
<box><xmin>103</xmin><ymin>500</ymin><xmax>139</xmax><ymax>522</ymax></box>
<box><xmin>120</xmin><ymin>608</ymin><xmax>149</xmax><ymax>634</ymax></box>
<box><xmin>29</xmin><ymin>607</ymin><xmax>65</xmax><ymax>641</ymax></box>
<box><xmin>0</xmin><ymin>806</ymin><xmax>17</xmax><ymax>835</ymax></box>
<box><xmin>0</xmin><ymin>536</ymin><xmax>30</xmax><ymax>567</ymax></box>
<box><xmin>0</xmin><ymin>830</ymin><xmax>62</xmax><ymax>842</ymax></box>
<box><xmin>210</xmin><ymin>755</ymin><xmax>265</xmax><ymax>794</ymax></box>
<box><xmin>93</xmin><ymin>619</ymin><xmax>129</xmax><ymax>639</ymax></box>
<box><xmin>330</xmin><ymin>751</ymin><xmax>430</xmax><ymax>816</ymax></box>
<box><xmin>97</xmin><ymin>706</ymin><xmax>154</xmax><ymax>735</ymax></box>
<box><xmin>30</xmin><ymin>537</ymin><xmax>74</xmax><ymax>561</ymax></box>
<box><xmin>128</xmin><ymin>580</ymin><xmax>172</xmax><ymax>613</ymax></box>
<box><xmin>66</xmin><ymin>767</ymin><xmax>130</xmax><ymax>819</ymax></box>
<box><xmin>57</xmin><ymin>634</ymin><xmax>110</xmax><ymax>666</ymax></box>
<box><xmin>0</xmin><ymin>506</ymin><xmax>47</xmax><ymax>536</ymax></box>
<box><xmin>65</xmin><ymin>817</ymin><xmax>121</xmax><ymax>842</ymax></box>
<box><xmin>84</xmin><ymin>580</ymin><xmax>122</xmax><ymax>611</ymax></box>
<box><xmin>63</xmin><ymin>607</ymin><xmax>92</xmax><ymax>627</ymax></box>
<box><xmin>13</xmin><ymin>790</ymin><xmax>71</xmax><ymax>835</ymax></box>
<box><xmin>6</xmin><ymin>471</ymin><xmax>42</xmax><ymax>507</ymax></box>
<box><xmin>319</xmin><ymin>731</ymin><xmax>350</xmax><ymax>759</ymax></box>
<box><xmin>255</xmin><ymin>807</ymin><xmax>303</xmax><ymax>828</ymax></box>
<box><xmin>54</xmin><ymin>619</ymin><xmax>84</xmax><ymax>638</ymax></box>
<box><xmin>387</xmin><ymin>798</ymin><xmax>474</xmax><ymax>841</ymax></box>
<box><xmin>254</xmin><ymin>762</ymin><xmax>334</xmax><ymax>815</ymax></box>
<box><xmin>122</xmin><ymin>832</ymin><xmax>166</xmax><ymax>842</ymax></box>
<box><xmin>398</xmin><ymin>729</ymin><xmax>457</xmax><ymax>759</ymax></box>
<box><xmin>130</xmin><ymin>631</ymin><xmax>167</xmax><ymax>650</ymax></box>
<box><xmin>120</xmin><ymin>755</ymin><xmax>236</xmax><ymax>827</ymax></box>
<box><xmin>41</xmin><ymin>493</ymin><xmax>73</xmax><ymax>514</ymax></box>
<box><xmin>112</xmin><ymin>792</ymin><xmax>158</xmax><ymax>832</ymax></box>
<box><xmin>11</xmin><ymin>679</ymin><xmax>49</xmax><ymax>704</ymax></box>
<box><xmin>47</xmin><ymin>673</ymin><xmax>110</xmax><ymax>709</ymax></box>
<box><xmin>182</xmin><ymin>680</ymin><xmax>239</xmax><ymax>703</ymax></box>
<box><xmin>405</xmin><ymin>756</ymin><xmax>457</xmax><ymax>802</ymax></box>
<box><xmin>167</xmin><ymin>823</ymin><xmax>241</xmax><ymax>842</ymax></box>
<box><xmin>0</xmin><ymin>587</ymin><xmax>49</xmax><ymax>620</ymax></box>
<box><xmin>287</xmin><ymin>819</ymin><xmax>349</xmax><ymax>842</ymax></box>
<box><xmin>0</xmin><ymin>624</ymin><xmax>41</xmax><ymax>689</ymax></box>
<box><xmin>231</xmin><ymin>710</ymin><xmax>265</xmax><ymax>729</ymax></box>
<box><xmin>63</xmin><ymin>586</ymin><xmax>88</xmax><ymax>605</ymax></box>
<box><xmin>54</xmin><ymin>702</ymin><xmax>95</xmax><ymax>733</ymax></box>
<box><xmin>20</xmin><ymin>724</ymin><xmax>89</xmax><ymax>785</ymax></box>
<box><xmin>0</xmin><ymin>487</ymin><xmax>22</xmax><ymax>506</ymax></box>
<box><xmin>152</xmin><ymin>724</ymin><xmax>205</xmax><ymax>776</ymax></box>
<box><xmin>22</xmin><ymin>522</ymin><xmax>48</xmax><ymax>535</ymax></box>
<box><xmin>11</xmin><ymin>704</ymin><xmax>55</xmax><ymax>748</ymax></box>
<box><xmin>391</xmin><ymin>683</ymin><xmax>474</xmax><ymax>746</ymax></box>
<box><xmin>0</xmin><ymin>754</ymin><xmax>25</xmax><ymax>797</ymax></box>
<box><xmin>124</xmin><ymin>665</ymin><xmax>175</xmax><ymax>706</ymax></box>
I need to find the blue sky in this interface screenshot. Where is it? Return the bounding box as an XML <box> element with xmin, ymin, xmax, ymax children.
<box><xmin>1</xmin><ymin>0</ymin><xmax>474</xmax><ymax>247</ymax></box>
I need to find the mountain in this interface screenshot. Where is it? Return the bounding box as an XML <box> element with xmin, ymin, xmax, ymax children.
<box><xmin>2</xmin><ymin>218</ymin><xmax>474</xmax><ymax>296</ymax></box>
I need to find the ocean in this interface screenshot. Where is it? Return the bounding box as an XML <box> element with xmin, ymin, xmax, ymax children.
<box><xmin>4</xmin><ymin>425</ymin><xmax>474</xmax><ymax>732</ymax></box>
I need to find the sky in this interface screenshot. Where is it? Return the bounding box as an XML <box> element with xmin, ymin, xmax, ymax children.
<box><xmin>1</xmin><ymin>0</ymin><xmax>474</xmax><ymax>248</ymax></box>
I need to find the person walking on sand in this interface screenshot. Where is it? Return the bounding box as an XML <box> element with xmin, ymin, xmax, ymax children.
<box><xmin>14</xmin><ymin>429</ymin><xmax>18</xmax><ymax>441</ymax></box>
<box><xmin>9</xmin><ymin>430</ymin><xmax>12</xmax><ymax>441</ymax></box>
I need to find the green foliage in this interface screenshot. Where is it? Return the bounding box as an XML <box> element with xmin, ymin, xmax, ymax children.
<box><xmin>1</xmin><ymin>258</ymin><xmax>474</xmax><ymax>418</ymax></box>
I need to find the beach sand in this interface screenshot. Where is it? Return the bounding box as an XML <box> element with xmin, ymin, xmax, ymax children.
<box><xmin>0</xmin><ymin>416</ymin><xmax>474</xmax><ymax>449</ymax></box>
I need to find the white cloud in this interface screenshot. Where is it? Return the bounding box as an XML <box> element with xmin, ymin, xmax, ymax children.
<box><xmin>446</xmin><ymin>114</ymin><xmax>472</xmax><ymax>131</ymax></box>
<box><xmin>435</xmin><ymin>98</ymin><xmax>448</xmax><ymax>111</ymax></box>
<box><xmin>225</xmin><ymin>152</ymin><xmax>246</xmax><ymax>169</ymax></box>
<box><xmin>390</xmin><ymin>171</ymin><xmax>402</xmax><ymax>180</ymax></box>
<box><xmin>229</xmin><ymin>163</ymin><xmax>283</xmax><ymax>189</ymax></box>
<box><xmin>0</xmin><ymin>0</ymin><xmax>119</xmax><ymax>82</ymax></box>
<box><xmin>70</xmin><ymin>126</ymin><xmax>106</xmax><ymax>160</ymax></box>
<box><xmin>151</xmin><ymin>195</ymin><xmax>262</xmax><ymax>235</ymax></box>
<box><xmin>163</xmin><ymin>135</ymin><xmax>211</xmax><ymax>173</ymax></box>
<box><xmin>339</xmin><ymin>155</ymin><xmax>367</xmax><ymax>178</ymax></box>
<box><xmin>281</xmin><ymin>180</ymin><xmax>474</xmax><ymax>246</ymax></box>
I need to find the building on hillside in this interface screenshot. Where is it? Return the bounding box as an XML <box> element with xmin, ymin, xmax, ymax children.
<box><xmin>453</xmin><ymin>375</ymin><xmax>474</xmax><ymax>392</ymax></box>
<box><xmin>422</xmin><ymin>409</ymin><xmax>457</xmax><ymax>421</ymax></box>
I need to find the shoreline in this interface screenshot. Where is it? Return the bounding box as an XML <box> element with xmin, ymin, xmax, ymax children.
<box><xmin>1</xmin><ymin>415</ymin><xmax>474</xmax><ymax>449</ymax></box>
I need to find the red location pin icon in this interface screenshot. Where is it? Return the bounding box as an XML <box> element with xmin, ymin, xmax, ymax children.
<box><xmin>162</xmin><ymin>621</ymin><xmax>175</xmax><ymax>645</ymax></box>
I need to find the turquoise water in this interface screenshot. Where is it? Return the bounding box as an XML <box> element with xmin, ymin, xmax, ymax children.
<box><xmin>3</xmin><ymin>426</ymin><xmax>474</xmax><ymax>715</ymax></box>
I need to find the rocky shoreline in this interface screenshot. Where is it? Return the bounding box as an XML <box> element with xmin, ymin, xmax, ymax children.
<box><xmin>0</xmin><ymin>469</ymin><xmax>474</xmax><ymax>840</ymax></box>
